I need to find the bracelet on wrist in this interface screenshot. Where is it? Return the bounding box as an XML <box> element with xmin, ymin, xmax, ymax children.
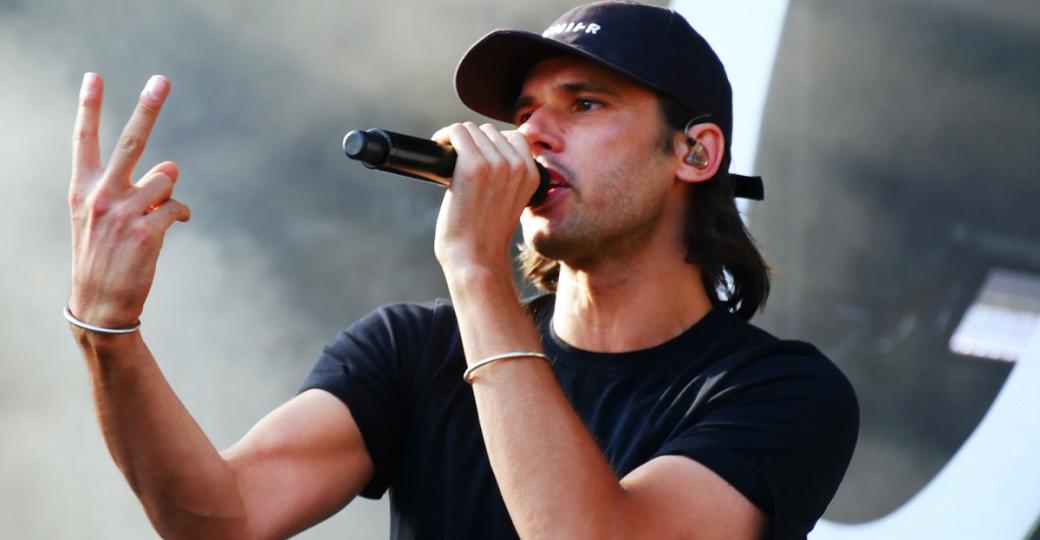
<box><xmin>463</xmin><ymin>351</ymin><xmax>550</xmax><ymax>383</ymax></box>
<box><xmin>63</xmin><ymin>305</ymin><xmax>141</xmax><ymax>335</ymax></box>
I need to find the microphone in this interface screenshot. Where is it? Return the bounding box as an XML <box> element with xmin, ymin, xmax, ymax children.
<box><xmin>343</xmin><ymin>128</ymin><xmax>551</xmax><ymax>206</ymax></box>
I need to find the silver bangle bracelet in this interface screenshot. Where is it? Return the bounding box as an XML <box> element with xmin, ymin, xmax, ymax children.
<box><xmin>463</xmin><ymin>351</ymin><xmax>550</xmax><ymax>383</ymax></box>
<box><xmin>63</xmin><ymin>305</ymin><xmax>141</xmax><ymax>335</ymax></box>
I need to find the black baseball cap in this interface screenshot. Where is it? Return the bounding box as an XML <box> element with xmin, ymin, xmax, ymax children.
<box><xmin>454</xmin><ymin>0</ymin><xmax>763</xmax><ymax>200</ymax></box>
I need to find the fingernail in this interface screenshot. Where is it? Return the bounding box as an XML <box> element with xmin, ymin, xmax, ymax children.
<box><xmin>143</xmin><ymin>75</ymin><xmax>167</xmax><ymax>100</ymax></box>
<box><xmin>80</xmin><ymin>72</ymin><xmax>97</xmax><ymax>99</ymax></box>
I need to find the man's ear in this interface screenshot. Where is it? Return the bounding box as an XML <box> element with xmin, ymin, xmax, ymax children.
<box><xmin>675</xmin><ymin>122</ymin><xmax>725</xmax><ymax>184</ymax></box>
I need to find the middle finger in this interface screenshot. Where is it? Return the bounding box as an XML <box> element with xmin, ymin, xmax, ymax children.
<box><xmin>103</xmin><ymin>75</ymin><xmax>171</xmax><ymax>189</ymax></box>
<box><xmin>461</xmin><ymin>122</ymin><xmax>513</xmax><ymax>179</ymax></box>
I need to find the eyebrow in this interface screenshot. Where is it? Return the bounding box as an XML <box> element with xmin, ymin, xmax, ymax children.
<box><xmin>513</xmin><ymin>80</ymin><xmax>623</xmax><ymax>116</ymax></box>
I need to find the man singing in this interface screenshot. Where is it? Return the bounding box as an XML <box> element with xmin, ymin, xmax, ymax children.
<box><xmin>65</xmin><ymin>2</ymin><xmax>857</xmax><ymax>538</ymax></box>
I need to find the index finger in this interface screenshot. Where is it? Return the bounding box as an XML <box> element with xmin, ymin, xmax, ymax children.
<box><xmin>102</xmin><ymin>75</ymin><xmax>171</xmax><ymax>188</ymax></box>
<box><xmin>72</xmin><ymin>72</ymin><xmax>103</xmax><ymax>181</ymax></box>
<box><xmin>431</xmin><ymin>124</ymin><xmax>455</xmax><ymax>146</ymax></box>
<box><xmin>501</xmin><ymin>130</ymin><xmax>539</xmax><ymax>178</ymax></box>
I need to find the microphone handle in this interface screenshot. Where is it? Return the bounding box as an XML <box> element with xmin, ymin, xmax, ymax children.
<box><xmin>343</xmin><ymin>128</ymin><xmax>551</xmax><ymax>206</ymax></box>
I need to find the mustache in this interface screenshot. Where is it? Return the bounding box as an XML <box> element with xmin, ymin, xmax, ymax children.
<box><xmin>535</xmin><ymin>155</ymin><xmax>576</xmax><ymax>187</ymax></box>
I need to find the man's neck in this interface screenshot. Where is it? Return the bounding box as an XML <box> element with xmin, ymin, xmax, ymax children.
<box><xmin>551</xmin><ymin>252</ymin><xmax>713</xmax><ymax>353</ymax></box>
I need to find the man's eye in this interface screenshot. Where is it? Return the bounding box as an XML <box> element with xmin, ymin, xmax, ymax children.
<box><xmin>574</xmin><ymin>98</ymin><xmax>601</xmax><ymax>112</ymax></box>
<box><xmin>515</xmin><ymin>111</ymin><xmax>532</xmax><ymax>125</ymax></box>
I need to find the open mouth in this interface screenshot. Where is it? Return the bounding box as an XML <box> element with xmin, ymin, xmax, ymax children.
<box><xmin>529</xmin><ymin>159</ymin><xmax>572</xmax><ymax>211</ymax></box>
<box><xmin>529</xmin><ymin>169</ymin><xmax>567</xmax><ymax>209</ymax></box>
<box><xmin>545</xmin><ymin>168</ymin><xmax>569</xmax><ymax>194</ymax></box>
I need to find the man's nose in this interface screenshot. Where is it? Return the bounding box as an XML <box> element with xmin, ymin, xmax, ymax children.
<box><xmin>518</xmin><ymin>108</ymin><xmax>564</xmax><ymax>154</ymax></box>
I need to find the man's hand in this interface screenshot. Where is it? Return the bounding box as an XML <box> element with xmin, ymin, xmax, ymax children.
<box><xmin>430</xmin><ymin>122</ymin><xmax>539</xmax><ymax>274</ymax></box>
<box><xmin>68</xmin><ymin>73</ymin><xmax>190</xmax><ymax>329</ymax></box>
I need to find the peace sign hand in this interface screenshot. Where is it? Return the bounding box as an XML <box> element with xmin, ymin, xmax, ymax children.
<box><xmin>67</xmin><ymin>73</ymin><xmax>190</xmax><ymax>331</ymax></box>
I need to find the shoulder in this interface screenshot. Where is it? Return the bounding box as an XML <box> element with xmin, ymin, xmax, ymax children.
<box><xmin>706</xmin><ymin>311</ymin><xmax>858</xmax><ymax>407</ymax></box>
<box><xmin>659</xmin><ymin>311</ymin><xmax>859</xmax><ymax>537</ymax></box>
<box><xmin>312</xmin><ymin>299</ymin><xmax>464</xmax><ymax>394</ymax></box>
<box><xmin>353</xmin><ymin>298</ymin><xmax>457</xmax><ymax>328</ymax></box>
<box><xmin>327</xmin><ymin>299</ymin><xmax>459</xmax><ymax>349</ymax></box>
<box><xmin>714</xmin><ymin>313</ymin><xmax>859</xmax><ymax>441</ymax></box>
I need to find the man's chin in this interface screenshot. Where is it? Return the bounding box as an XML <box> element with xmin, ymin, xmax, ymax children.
<box><xmin>526</xmin><ymin>233</ymin><xmax>581</xmax><ymax>263</ymax></box>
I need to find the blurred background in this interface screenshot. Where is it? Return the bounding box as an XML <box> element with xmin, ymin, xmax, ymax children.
<box><xmin>1</xmin><ymin>0</ymin><xmax>1036</xmax><ymax>538</ymax></box>
<box><xmin>750</xmin><ymin>1</ymin><xmax>1039</xmax><ymax>538</ymax></box>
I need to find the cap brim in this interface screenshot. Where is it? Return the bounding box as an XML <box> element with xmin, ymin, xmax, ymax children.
<box><xmin>454</xmin><ymin>29</ymin><xmax>656</xmax><ymax>124</ymax></box>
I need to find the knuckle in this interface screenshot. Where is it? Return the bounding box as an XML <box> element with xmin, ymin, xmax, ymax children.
<box><xmin>137</xmin><ymin>100</ymin><xmax>159</xmax><ymax>117</ymax></box>
<box><xmin>485</xmin><ymin>155</ymin><xmax>504</xmax><ymax>171</ymax></box>
<box><xmin>86</xmin><ymin>192</ymin><xmax>112</xmax><ymax>217</ymax></box>
<box><xmin>497</xmin><ymin>161</ymin><xmax>515</xmax><ymax>179</ymax></box>
<box><xmin>71</xmin><ymin>129</ymin><xmax>96</xmax><ymax>143</ymax></box>
<box><xmin>526</xmin><ymin>172</ymin><xmax>540</xmax><ymax>191</ymax></box>
<box><xmin>470</xmin><ymin>160</ymin><xmax>491</xmax><ymax>177</ymax></box>
<box><xmin>68</xmin><ymin>188</ymin><xmax>86</xmax><ymax>210</ymax></box>
<box><xmin>128</xmin><ymin>221</ymin><xmax>154</xmax><ymax>244</ymax></box>
<box><xmin>150</xmin><ymin>172</ymin><xmax>174</xmax><ymax>191</ymax></box>
<box><xmin>114</xmin><ymin>201</ymin><xmax>139</xmax><ymax>222</ymax></box>
<box><xmin>506</xmin><ymin>131</ymin><xmax>528</xmax><ymax>148</ymax></box>
<box><xmin>503</xmin><ymin>151</ymin><xmax>523</xmax><ymax>168</ymax></box>
<box><xmin>117</xmin><ymin>133</ymin><xmax>144</xmax><ymax>154</ymax></box>
<box><xmin>510</xmin><ymin>162</ymin><xmax>526</xmax><ymax>179</ymax></box>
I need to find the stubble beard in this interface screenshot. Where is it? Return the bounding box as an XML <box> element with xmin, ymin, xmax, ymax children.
<box><xmin>524</xmin><ymin>152</ymin><xmax>671</xmax><ymax>269</ymax></box>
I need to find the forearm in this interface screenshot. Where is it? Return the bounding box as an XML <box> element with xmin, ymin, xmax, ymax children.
<box><xmin>446</xmin><ymin>267</ymin><xmax>628</xmax><ymax>538</ymax></box>
<box><xmin>65</xmin><ymin>73</ymin><xmax>257</xmax><ymax>538</ymax></box>
<box><xmin>75</xmin><ymin>330</ymin><xmax>248</xmax><ymax>538</ymax></box>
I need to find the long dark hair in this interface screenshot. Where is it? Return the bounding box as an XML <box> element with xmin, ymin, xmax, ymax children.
<box><xmin>518</xmin><ymin>94</ymin><xmax>771</xmax><ymax>320</ymax></box>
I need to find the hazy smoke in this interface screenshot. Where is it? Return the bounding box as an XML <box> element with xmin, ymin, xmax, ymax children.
<box><xmin>0</xmin><ymin>1</ymin><xmax>613</xmax><ymax>537</ymax></box>
<box><xmin>7</xmin><ymin>0</ymin><xmax>1034</xmax><ymax>537</ymax></box>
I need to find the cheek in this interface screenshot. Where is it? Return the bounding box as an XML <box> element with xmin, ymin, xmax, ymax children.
<box><xmin>590</xmin><ymin>150</ymin><xmax>673</xmax><ymax>217</ymax></box>
<box><xmin>582</xmin><ymin>150</ymin><xmax>643</xmax><ymax>202</ymax></box>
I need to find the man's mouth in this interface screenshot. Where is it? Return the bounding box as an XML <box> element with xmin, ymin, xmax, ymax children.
<box><xmin>546</xmin><ymin>168</ymin><xmax>570</xmax><ymax>193</ymax></box>
<box><xmin>532</xmin><ymin>166</ymin><xmax>565</xmax><ymax>202</ymax></box>
<box><xmin>529</xmin><ymin>167</ymin><xmax>570</xmax><ymax>212</ymax></box>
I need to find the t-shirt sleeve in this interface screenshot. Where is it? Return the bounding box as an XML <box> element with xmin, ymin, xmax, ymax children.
<box><xmin>299</xmin><ymin>302</ymin><xmax>434</xmax><ymax>499</ymax></box>
<box><xmin>654</xmin><ymin>341</ymin><xmax>860</xmax><ymax>540</ymax></box>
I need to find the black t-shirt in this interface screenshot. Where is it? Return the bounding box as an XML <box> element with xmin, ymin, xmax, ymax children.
<box><xmin>301</xmin><ymin>297</ymin><xmax>858</xmax><ymax>539</ymax></box>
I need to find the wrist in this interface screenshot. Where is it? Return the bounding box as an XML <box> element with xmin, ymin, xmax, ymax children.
<box><xmin>67</xmin><ymin>292</ymin><xmax>142</xmax><ymax>329</ymax></box>
<box><xmin>442</xmin><ymin>261</ymin><xmax>514</xmax><ymax>293</ymax></box>
<box><xmin>64</xmin><ymin>304</ymin><xmax>140</xmax><ymax>332</ymax></box>
<box><xmin>433</xmin><ymin>233</ymin><xmax>513</xmax><ymax>279</ymax></box>
<box><xmin>67</xmin><ymin>317</ymin><xmax>144</xmax><ymax>360</ymax></box>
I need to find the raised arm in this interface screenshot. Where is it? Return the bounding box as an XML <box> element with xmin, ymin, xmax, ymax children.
<box><xmin>67</xmin><ymin>73</ymin><xmax>373</xmax><ymax>539</ymax></box>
